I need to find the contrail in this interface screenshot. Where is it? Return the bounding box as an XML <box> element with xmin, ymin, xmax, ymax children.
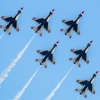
<box><xmin>76</xmin><ymin>95</ymin><xmax>81</xmax><ymax>100</ymax></box>
<box><xmin>13</xmin><ymin>66</ymin><xmax>40</xmax><ymax>100</ymax></box>
<box><xmin>45</xmin><ymin>65</ymin><xmax>74</xmax><ymax>100</ymax></box>
<box><xmin>0</xmin><ymin>32</ymin><xmax>4</xmax><ymax>39</ymax></box>
<box><xmin>0</xmin><ymin>34</ymin><xmax>36</xmax><ymax>84</ymax></box>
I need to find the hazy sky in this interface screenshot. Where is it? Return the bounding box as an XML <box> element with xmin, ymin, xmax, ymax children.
<box><xmin>0</xmin><ymin>0</ymin><xmax>100</xmax><ymax>100</ymax></box>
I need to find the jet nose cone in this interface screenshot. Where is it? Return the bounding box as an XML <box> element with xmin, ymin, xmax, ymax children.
<box><xmin>90</xmin><ymin>40</ymin><xmax>93</xmax><ymax>44</ymax></box>
<box><xmin>21</xmin><ymin>7</ymin><xmax>23</xmax><ymax>10</ymax></box>
<box><xmin>52</xmin><ymin>9</ymin><xmax>55</xmax><ymax>13</ymax></box>
<box><xmin>96</xmin><ymin>71</ymin><xmax>98</xmax><ymax>74</ymax></box>
<box><xmin>82</xmin><ymin>11</ymin><xmax>84</xmax><ymax>14</ymax></box>
<box><xmin>56</xmin><ymin>41</ymin><xmax>59</xmax><ymax>44</ymax></box>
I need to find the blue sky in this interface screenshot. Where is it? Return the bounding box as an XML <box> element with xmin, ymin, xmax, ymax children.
<box><xmin>0</xmin><ymin>0</ymin><xmax>100</xmax><ymax>100</ymax></box>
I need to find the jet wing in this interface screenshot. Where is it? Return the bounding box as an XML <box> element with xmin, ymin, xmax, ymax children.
<box><xmin>48</xmin><ymin>54</ymin><xmax>55</xmax><ymax>64</ymax></box>
<box><xmin>12</xmin><ymin>20</ymin><xmax>19</xmax><ymax>31</ymax></box>
<box><xmin>43</xmin><ymin>22</ymin><xmax>51</xmax><ymax>33</ymax></box>
<box><xmin>1</xmin><ymin>16</ymin><xmax>12</xmax><ymax>22</ymax></box>
<box><xmin>33</xmin><ymin>17</ymin><xmax>44</xmax><ymax>24</ymax></box>
<box><xmin>82</xmin><ymin>53</ymin><xmax>89</xmax><ymax>64</ymax></box>
<box><xmin>62</xmin><ymin>20</ymin><xmax>73</xmax><ymax>26</ymax></box>
<box><xmin>37</xmin><ymin>50</ymin><xmax>48</xmax><ymax>56</ymax></box>
<box><xmin>70</xmin><ymin>49</ymin><xmax>82</xmax><ymax>55</ymax></box>
<box><xmin>88</xmin><ymin>84</ymin><xmax>95</xmax><ymax>94</ymax></box>
<box><xmin>76</xmin><ymin>80</ymin><xmax>88</xmax><ymax>86</ymax></box>
<box><xmin>73</xmin><ymin>24</ymin><xmax>80</xmax><ymax>35</ymax></box>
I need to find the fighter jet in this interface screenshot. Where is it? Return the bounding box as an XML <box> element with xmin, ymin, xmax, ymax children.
<box><xmin>0</xmin><ymin>7</ymin><xmax>23</xmax><ymax>35</ymax></box>
<box><xmin>35</xmin><ymin>41</ymin><xmax>59</xmax><ymax>68</ymax></box>
<box><xmin>69</xmin><ymin>41</ymin><xmax>93</xmax><ymax>67</ymax></box>
<box><xmin>75</xmin><ymin>71</ymin><xmax>98</xmax><ymax>98</ymax></box>
<box><xmin>60</xmin><ymin>11</ymin><xmax>84</xmax><ymax>38</ymax></box>
<box><xmin>31</xmin><ymin>9</ymin><xmax>55</xmax><ymax>36</ymax></box>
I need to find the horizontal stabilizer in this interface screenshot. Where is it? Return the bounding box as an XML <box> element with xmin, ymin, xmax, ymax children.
<box><xmin>31</xmin><ymin>26</ymin><xmax>37</xmax><ymax>31</ymax></box>
<box><xmin>31</xmin><ymin>26</ymin><xmax>42</xmax><ymax>36</ymax></box>
<box><xmin>6</xmin><ymin>29</ymin><xmax>11</xmax><ymax>35</ymax></box>
<box><xmin>35</xmin><ymin>59</ymin><xmax>42</xmax><ymax>63</ymax></box>
<box><xmin>35</xmin><ymin>59</ymin><xmax>47</xmax><ymax>68</ymax></box>
<box><xmin>75</xmin><ymin>88</ymin><xmax>82</xmax><ymax>92</ymax></box>
<box><xmin>42</xmin><ymin>62</ymin><xmax>47</xmax><ymax>68</ymax></box>
<box><xmin>60</xmin><ymin>29</ymin><xmax>67</xmax><ymax>33</ymax></box>
<box><xmin>61</xmin><ymin>29</ymin><xmax>72</xmax><ymax>38</ymax></box>
<box><xmin>82</xmin><ymin>92</ymin><xmax>87</xmax><ymax>98</ymax></box>
<box><xmin>0</xmin><ymin>25</ymin><xmax>6</xmax><ymax>30</ymax></box>
<box><xmin>69</xmin><ymin>58</ymin><xmax>76</xmax><ymax>62</ymax></box>
<box><xmin>75</xmin><ymin>61</ymin><xmax>81</xmax><ymax>67</ymax></box>
<box><xmin>0</xmin><ymin>25</ymin><xmax>11</xmax><ymax>35</ymax></box>
<box><xmin>69</xmin><ymin>58</ymin><xmax>80</xmax><ymax>67</ymax></box>
<box><xmin>75</xmin><ymin>89</ymin><xmax>87</xmax><ymax>98</ymax></box>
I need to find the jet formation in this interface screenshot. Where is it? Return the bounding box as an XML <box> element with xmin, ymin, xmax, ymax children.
<box><xmin>0</xmin><ymin>7</ymin><xmax>23</xmax><ymax>35</ymax></box>
<box><xmin>60</xmin><ymin>11</ymin><xmax>84</xmax><ymax>38</ymax></box>
<box><xmin>0</xmin><ymin>7</ymin><xmax>98</xmax><ymax>99</ymax></box>
<box><xmin>69</xmin><ymin>41</ymin><xmax>93</xmax><ymax>67</ymax></box>
<box><xmin>75</xmin><ymin>71</ymin><xmax>98</xmax><ymax>98</ymax></box>
<box><xmin>35</xmin><ymin>41</ymin><xmax>59</xmax><ymax>68</ymax></box>
<box><xmin>31</xmin><ymin>9</ymin><xmax>55</xmax><ymax>36</ymax></box>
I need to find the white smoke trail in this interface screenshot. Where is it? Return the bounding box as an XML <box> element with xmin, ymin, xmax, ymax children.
<box><xmin>76</xmin><ymin>95</ymin><xmax>81</xmax><ymax>100</ymax></box>
<box><xmin>13</xmin><ymin>66</ymin><xmax>40</xmax><ymax>100</ymax></box>
<box><xmin>45</xmin><ymin>65</ymin><xmax>74</xmax><ymax>100</ymax></box>
<box><xmin>0</xmin><ymin>32</ymin><xmax>4</xmax><ymax>39</ymax></box>
<box><xmin>0</xmin><ymin>34</ymin><xmax>36</xmax><ymax>84</ymax></box>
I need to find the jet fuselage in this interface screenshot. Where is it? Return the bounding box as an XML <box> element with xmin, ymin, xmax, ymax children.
<box><xmin>37</xmin><ymin>12</ymin><xmax>53</xmax><ymax>31</ymax></box>
<box><xmin>42</xmin><ymin>44</ymin><xmax>57</xmax><ymax>63</ymax></box>
<box><xmin>80</xmin><ymin>74</ymin><xmax>96</xmax><ymax>94</ymax></box>
<box><xmin>5</xmin><ymin>10</ymin><xmax>21</xmax><ymax>30</ymax></box>
<box><xmin>75</xmin><ymin>43</ymin><xmax>91</xmax><ymax>63</ymax></box>
<box><xmin>67</xmin><ymin>14</ymin><xmax>82</xmax><ymax>33</ymax></box>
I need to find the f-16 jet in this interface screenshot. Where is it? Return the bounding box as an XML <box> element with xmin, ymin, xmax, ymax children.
<box><xmin>69</xmin><ymin>41</ymin><xmax>93</xmax><ymax>67</ymax></box>
<box><xmin>35</xmin><ymin>41</ymin><xmax>59</xmax><ymax>68</ymax></box>
<box><xmin>75</xmin><ymin>71</ymin><xmax>98</xmax><ymax>98</ymax></box>
<box><xmin>60</xmin><ymin>11</ymin><xmax>84</xmax><ymax>38</ymax></box>
<box><xmin>31</xmin><ymin>9</ymin><xmax>55</xmax><ymax>36</ymax></box>
<box><xmin>0</xmin><ymin>7</ymin><xmax>23</xmax><ymax>35</ymax></box>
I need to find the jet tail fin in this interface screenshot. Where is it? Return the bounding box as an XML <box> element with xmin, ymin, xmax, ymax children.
<box><xmin>31</xmin><ymin>26</ymin><xmax>42</xmax><ymax>36</ymax></box>
<box><xmin>0</xmin><ymin>25</ymin><xmax>11</xmax><ymax>35</ymax></box>
<box><xmin>35</xmin><ymin>59</ymin><xmax>47</xmax><ymax>68</ymax></box>
<box><xmin>75</xmin><ymin>89</ymin><xmax>87</xmax><ymax>98</ymax></box>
